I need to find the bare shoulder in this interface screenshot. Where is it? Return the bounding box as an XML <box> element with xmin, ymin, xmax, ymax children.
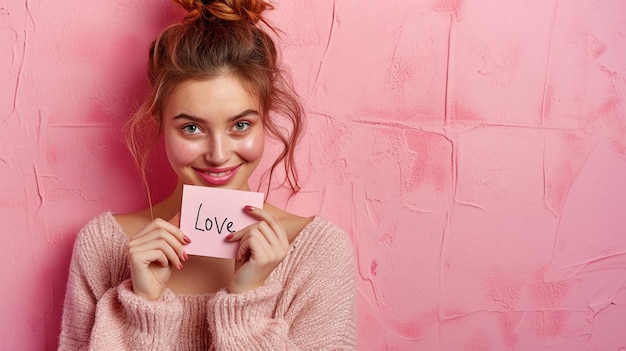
<box><xmin>264</xmin><ymin>203</ymin><xmax>314</xmax><ymax>243</ymax></box>
<box><xmin>284</xmin><ymin>213</ymin><xmax>315</xmax><ymax>241</ymax></box>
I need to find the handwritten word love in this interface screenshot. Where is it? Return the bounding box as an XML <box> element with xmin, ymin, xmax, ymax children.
<box><xmin>194</xmin><ymin>203</ymin><xmax>235</xmax><ymax>235</ymax></box>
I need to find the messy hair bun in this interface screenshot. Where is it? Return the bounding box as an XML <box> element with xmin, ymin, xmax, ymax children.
<box><xmin>175</xmin><ymin>0</ymin><xmax>273</xmax><ymax>24</ymax></box>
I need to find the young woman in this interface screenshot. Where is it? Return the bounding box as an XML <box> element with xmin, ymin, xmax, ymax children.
<box><xmin>58</xmin><ymin>0</ymin><xmax>357</xmax><ymax>349</ymax></box>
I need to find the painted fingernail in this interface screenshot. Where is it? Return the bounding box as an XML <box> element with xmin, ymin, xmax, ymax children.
<box><xmin>183</xmin><ymin>252</ymin><xmax>189</xmax><ymax>261</ymax></box>
<box><xmin>244</xmin><ymin>205</ymin><xmax>255</xmax><ymax>212</ymax></box>
<box><xmin>179</xmin><ymin>262</ymin><xmax>184</xmax><ymax>270</ymax></box>
<box><xmin>184</xmin><ymin>236</ymin><xmax>191</xmax><ymax>244</ymax></box>
<box><xmin>225</xmin><ymin>234</ymin><xmax>234</xmax><ymax>240</ymax></box>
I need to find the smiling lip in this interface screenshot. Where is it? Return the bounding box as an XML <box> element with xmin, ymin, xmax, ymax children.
<box><xmin>193</xmin><ymin>164</ymin><xmax>242</xmax><ymax>186</ymax></box>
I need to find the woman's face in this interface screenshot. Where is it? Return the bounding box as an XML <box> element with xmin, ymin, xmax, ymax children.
<box><xmin>162</xmin><ymin>74</ymin><xmax>265</xmax><ymax>191</ymax></box>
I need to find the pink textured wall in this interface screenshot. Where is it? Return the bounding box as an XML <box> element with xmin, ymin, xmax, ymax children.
<box><xmin>1</xmin><ymin>0</ymin><xmax>625</xmax><ymax>349</ymax></box>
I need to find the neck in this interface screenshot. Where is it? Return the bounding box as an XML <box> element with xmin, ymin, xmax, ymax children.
<box><xmin>147</xmin><ymin>181</ymin><xmax>183</xmax><ymax>221</ymax></box>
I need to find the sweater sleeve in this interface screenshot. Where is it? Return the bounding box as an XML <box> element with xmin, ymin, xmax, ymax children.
<box><xmin>206</xmin><ymin>219</ymin><xmax>357</xmax><ymax>350</ymax></box>
<box><xmin>58</xmin><ymin>214</ymin><xmax>185</xmax><ymax>350</ymax></box>
<box><xmin>89</xmin><ymin>280</ymin><xmax>184</xmax><ymax>350</ymax></box>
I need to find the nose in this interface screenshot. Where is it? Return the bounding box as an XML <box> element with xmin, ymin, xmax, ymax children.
<box><xmin>205</xmin><ymin>133</ymin><xmax>231</xmax><ymax>165</ymax></box>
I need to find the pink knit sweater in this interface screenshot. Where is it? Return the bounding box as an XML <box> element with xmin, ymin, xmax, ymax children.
<box><xmin>58</xmin><ymin>212</ymin><xmax>357</xmax><ymax>350</ymax></box>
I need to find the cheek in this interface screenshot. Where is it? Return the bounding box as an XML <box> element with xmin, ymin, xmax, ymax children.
<box><xmin>236</xmin><ymin>131</ymin><xmax>264</xmax><ymax>162</ymax></box>
<box><xmin>165</xmin><ymin>135</ymin><xmax>202</xmax><ymax>166</ymax></box>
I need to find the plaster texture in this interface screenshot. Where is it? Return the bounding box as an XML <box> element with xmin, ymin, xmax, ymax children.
<box><xmin>0</xmin><ymin>0</ymin><xmax>625</xmax><ymax>349</ymax></box>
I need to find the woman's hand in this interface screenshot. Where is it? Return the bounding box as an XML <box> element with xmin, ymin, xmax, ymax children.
<box><xmin>127</xmin><ymin>214</ymin><xmax>190</xmax><ymax>300</ymax></box>
<box><xmin>225</xmin><ymin>206</ymin><xmax>289</xmax><ymax>293</ymax></box>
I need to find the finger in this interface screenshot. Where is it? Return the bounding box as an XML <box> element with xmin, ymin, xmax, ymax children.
<box><xmin>129</xmin><ymin>229</ymin><xmax>187</xmax><ymax>263</ymax></box>
<box><xmin>243</xmin><ymin>207</ymin><xmax>288</xmax><ymax>247</ymax></box>
<box><xmin>152</xmin><ymin>250</ymin><xmax>170</xmax><ymax>268</ymax></box>
<box><xmin>236</xmin><ymin>230</ymin><xmax>271</xmax><ymax>263</ymax></box>
<box><xmin>129</xmin><ymin>239</ymin><xmax>184</xmax><ymax>270</ymax></box>
<box><xmin>242</xmin><ymin>205</ymin><xmax>271</xmax><ymax>222</ymax></box>
<box><xmin>243</xmin><ymin>207</ymin><xmax>282</xmax><ymax>235</ymax></box>
<box><xmin>251</xmin><ymin>220</ymin><xmax>284</xmax><ymax>249</ymax></box>
<box><xmin>235</xmin><ymin>233</ymin><xmax>252</xmax><ymax>262</ymax></box>
<box><xmin>129</xmin><ymin>227</ymin><xmax>182</xmax><ymax>250</ymax></box>
<box><xmin>235</xmin><ymin>228</ymin><xmax>265</xmax><ymax>262</ymax></box>
<box><xmin>135</xmin><ymin>218</ymin><xmax>189</xmax><ymax>245</ymax></box>
<box><xmin>224</xmin><ymin>221</ymin><xmax>256</xmax><ymax>242</ymax></box>
<box><xmin>226</xmin><ymin>221</ymin><xmax>276</xmax><ymax>247</ymax></box>
<box><xmin>225</xmin><ymin>206</ymin><xmax>278</xmax><ymax>243</ymax></box>
<box><xmin>132</xmin><ymin>237</ymin><xmax>182</xmax><ymax>266</ymax></box>
<box><xmin>134</xmin><ymin>218</ymin><xmax>171</xmax><ymax>236</ymax></box>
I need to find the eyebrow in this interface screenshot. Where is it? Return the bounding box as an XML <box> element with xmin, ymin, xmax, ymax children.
<box><xmin>173</xmin><ymin>109</ymin><xmax>259</xmax><ymax>123</ymax></box>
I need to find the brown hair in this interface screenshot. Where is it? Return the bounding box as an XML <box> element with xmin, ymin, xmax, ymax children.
<box><xmin>125</xmin><ymin>0</ymin><xmax>303</xmax><ymax>198</ymax></box>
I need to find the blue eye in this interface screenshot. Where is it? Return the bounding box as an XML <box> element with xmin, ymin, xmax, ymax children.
<box><xmin>234</xmin><ymin>121</ymin><xmax>251</xmax><ymax>132</ymax></box>
<box><xmin>182</xmin><ymin>124</ymin><xmax>201</xmax><ymax>135</ymax></box>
